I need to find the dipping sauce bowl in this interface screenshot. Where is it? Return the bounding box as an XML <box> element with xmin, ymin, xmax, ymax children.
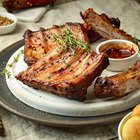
<box><xmin>96</xmin><ymin>39</ymin><xmax>139</xmax><ymax>71</ymax></box>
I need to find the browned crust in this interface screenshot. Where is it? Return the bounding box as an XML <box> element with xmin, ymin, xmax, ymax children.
<box><xmin>23</xmin><ymin>22</ymin><xmax>89</xmax><ymax>66</ymax></box>
<box><xmin>81</xmin><ymin>8</ymin><xmax>133</xmax><ymax>41</ymax></box>
<box><xmin>85</xmin><ymin>13</ymin><xmax>121</xmax><ymax>43</ymax></box>
<box><xmin>94</xmin><ymin>61</ymin><xmax>140</xmax><ymax>98</ymax></box>
<box><xmin>16</xmin><ymin>52</ymin><xmax>109</xmax><ymax>101</ymax></box>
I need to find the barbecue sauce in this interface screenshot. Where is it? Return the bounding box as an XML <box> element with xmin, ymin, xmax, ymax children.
<box><xmin>99</xmin><ymin>43</ymin><xmax>136</xmax><ymax>59</ymax></box>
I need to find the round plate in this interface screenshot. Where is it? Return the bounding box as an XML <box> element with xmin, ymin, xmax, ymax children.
<box><xmin>5</xmin><ymin>47</ymin><xmax>140</xmax><ymax>117</ymax></box>
<box><xmin>0</xmin><ymin>40</ymin><xmax>134</xmax><ymax>127</ymax></box>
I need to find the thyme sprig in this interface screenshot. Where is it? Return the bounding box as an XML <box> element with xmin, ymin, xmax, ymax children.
<box><xmin>133</xmin><ymin>37</ymin><xmax>140</xmax><ymax>52</ymax></box>
<box><xmin>53</xmin><ymin>29</ymin><xmax>89</xmax><ymax>53</ymax></box>
<box><xmin>0</xmin><ymin>49</ymin><xmax>24</xmax><ymax>78</ymax></box>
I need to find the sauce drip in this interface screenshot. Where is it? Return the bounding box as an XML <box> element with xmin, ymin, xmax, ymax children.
<box><xmin>104</xmin><ymin>48</ymin><xmax>135</xmax><ymax>59</ymax></box>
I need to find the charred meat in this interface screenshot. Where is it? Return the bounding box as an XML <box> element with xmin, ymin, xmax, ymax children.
<box><xmin>94</xmin><ymin>60</ymin><xmax>140</xmax><ymax>98</ymax></box>
<box><xmin>86</xmin><ymin>14</ymin><xmax>121</xmax><ymax>43</ymax></box>
<box><xmin>16</xmin><ymin>51</ymin><xmax>109</xmax><ymax>101</ymax></box>
<box><xmin>24</xmin><ymin>23</ymin><xmax>89</xmax><ymax>65</ymax></box>
<box><xmin>81</xmin><ymin>8</ymin><xmax>133</xmax><ymax>41</ymax></box>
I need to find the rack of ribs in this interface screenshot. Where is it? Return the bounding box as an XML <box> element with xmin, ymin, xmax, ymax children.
<box><xmin>2</xmin><ymin>0</ymin><xmax>55</xmax><ymax>13</ymax></box>
<box><xmin>24</xmin><ymin>23</ymin><xmax>90</xmax><ymax>66</ymax></box>
<box><xmin>85</xmin><ymin>14</ymin><xmax>121</xmax><ymax>43</ymax></box>
<box><xmin>81</xmin><ymin>8</ymin><xmax>134</xmax><ymax>41</ymax></box>
<box><xmin>16</xmin><ymin>23</ymin><xmax>109</xmax><ymax>101</ymax></box>
<box><xmin>94</xmin><ymin>60</ymin><xmax>140</xmax><ymax>98</ymax></box>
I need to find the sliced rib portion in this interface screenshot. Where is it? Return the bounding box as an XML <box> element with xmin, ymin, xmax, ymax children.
<box><xmin>94</xmin><ymin>60</ymin><xmax>140</xmax><ymax>98</ymax></box>
<box><xmin>81</xmin><ymin>8</ymin><xmax>133</xmax><ymax>41</ymax></box>
<box><xmin>85</xmin><ymin>14</ymin><xmax>121</xmax><ymax>43</ymax></box>
<box><xmin>24</xmin><ymin>23</ymin><xmax>89</xmax><ymax>65</ymax></box>
<box><xmin>16</xmin><ymin>51</ymin><xmax>109</xmax><ymax>101</ymax></box>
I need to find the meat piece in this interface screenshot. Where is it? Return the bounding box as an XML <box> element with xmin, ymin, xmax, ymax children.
<box><xmin>86</xmin><ymin>14</ymin><xmax>121</xmax><ymax>43</ymax></box>
<box><xmin>81</xmin><ymin>8</ymin><xmax>133</xmax><ymax>41</ymax></box>
<box><xmin>24</xmin><ymin>23</ymin><xmax>89</xmax><ymax>65</ymax></box>
<box><xmin>16</xmin><ymin>52</ymin><xmax>109</xmax><ymax>101</ymax></box>
<box><xmin>2</xmin><ymin>0</ymin><xmax>55</xmax><ymax>13</ymax></box>
<box><xmin>87</xmin><ymin>28</ymin><xmax>101</xmax><ymax>42</ymax></box>
<box><xmin>94</xmin><ymin>60</ymin><xmax>140</xmax><ymax>98</ymax></box>
<box><xmin>16</xmin><ymin>23</ymin><xmax>109</xmax><ymax>101</ymax></box>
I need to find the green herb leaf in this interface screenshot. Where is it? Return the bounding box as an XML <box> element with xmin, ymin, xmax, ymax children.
<box><xmin>53</xmin><ymin>29</ymin><xmax>89</xmax><ymax>53</ymax></box>
<box><xmin>64</xmin><ymin>62</ymin><xmax>70</xmax><ymax>67</ymax></box>
<box><xmin>0</xmin><ymin>49</ymin><xmax>24</xmax><ymax>78</ymax></box>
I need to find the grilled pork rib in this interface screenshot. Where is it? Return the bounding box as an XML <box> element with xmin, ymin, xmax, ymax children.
<box><xmin>81</xmin><ymin>8</ymin><xmax>133</xmax><ymax>41</ymax></box>
<box><xmin>16</xmin><ymin>23</ymin><xmax>109</xmax><ymax>101</ymax></box>
<box><xmin>16</xmin><ymin>52</ymin><xmax>109</xmax><ymax>101</ymax></box>
<box><xmin>2</xmin><ymin>0</ymin><xmax>54</xmax><ymax>13</ymax></box>
<box><xmin>24</xmin><ymin>23</ymin><xmax>89</xmax><ymax>65</ymax></box>
<box><xmin>86</xmin><ymin>14</ymin><xmax>121</xmax><ymax>43</ymax></box>
<box><xmin>94</xmin><ymin>60</ymin><xmax>140</xmax><ymax>98</ymax></box>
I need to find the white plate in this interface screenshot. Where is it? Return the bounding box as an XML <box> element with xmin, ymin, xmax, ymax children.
<box><xmin>5</xmin><ymin>43</ymin><xmax>140</xmax><ymax>117</ymax></box>
<box><xmin>0</xmin><ymin>5</ymin><xmax>50</xmax><ymax>22</ymax></box>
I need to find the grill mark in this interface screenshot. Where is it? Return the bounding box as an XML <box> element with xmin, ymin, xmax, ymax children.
<box><xmin>49</xmin><ymin>51</ymin><xmax>89</xmax><ymax>82</ymax></box>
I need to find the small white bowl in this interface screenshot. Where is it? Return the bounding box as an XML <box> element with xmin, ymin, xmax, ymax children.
<box><xmin>96</xmin><ymin>39</ymin><xmax>139</xmax><ymax>71</ymax></box>
<box><xmin>118</xmin><ymin>112</ymin><xmax>132</xmax><ymax>140</ymax></box>
<box><xmin>0</xmin><ymin>13</ymin><xmax>17</xmax><ymax>35</ymax></box>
